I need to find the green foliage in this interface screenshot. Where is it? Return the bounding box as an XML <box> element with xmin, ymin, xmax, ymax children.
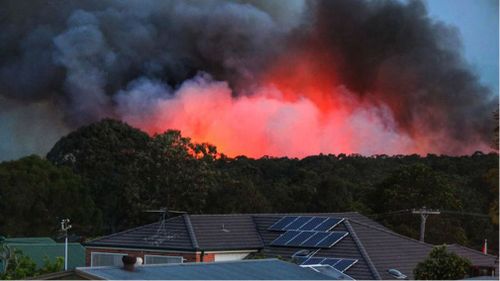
<box><xmin>0</xmin><ymin>119</ymin><xmax>494</xmax><ymax>254</ymax></box>
<box><xmin>37</xmin><ymin>256</ymin><xmax>64</xmax><ymax>275</ymax></box>
<box><xmin>47</xmin><ymin>119</ymin><xmax>151</xmax><ymax>232</ymax></box>
<box><xmin>0</xmin><ymin>155</ymin><xmax>100</xmax><ymax>236</ymax></box>
<box><xmin>414</xmin><ymin>245</ymin><xmax>471</xmax><ymax>280</ymax></box>
<box><xmin>0</xmin><ymin>250</ymin><xmax>37</xmax><ymax>280</ymax></box>
<box><xmin>0</xmin><ymin>249</ymin><xmax>64</xmax><ymax>280</ymax></box>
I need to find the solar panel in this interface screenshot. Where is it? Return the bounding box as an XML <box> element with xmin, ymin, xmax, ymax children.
<box><xmin>270</xmin><ymin>230</ymin><xmax>300</xmax><ymax>246</ymax></box>
<box><xmin>305</xmin><ymin>265</ymin><xmax>355</xmax><ymax>280</ymax></box>
<box><xmin>332</xmin><ymin>259</ymin><xmax>358</xmax><ymax>272</ymax></box>
<box><xmin>321</xmin><ymin>258</ymin><xmax>342</xmax><ymax>266</ymax></box>
<box><xmin>286</xmin><ymin>231</ymin><xmax>316</xmax><ymax>246</ymax></box>
<box><xmin>299</xmin><ymin>217</ymin><xmax>328</xmax><ymax>231</ymax></box>
<box><xmin>268</xmin><ymin>216</ymin><xmax>298</xmax><ymax>231</ymax></box>
<box><xmin>300</xmin><ymin>258</ymin><xmax>358</xmax><ymax>273</ymax></box>
<box><xmin>302</xmin><ymin>257</ymin><xmax>326</xmax><ymax>265</ymax></box>
<box><xmin>315</xmin><ymin>231</ymin><xmax>348</xmax><ymax>248</ymax></box>
<box><xmin>283</xmin><ymin>216</ymin><xmax>313</xmax><ymax>230</ymax></box>
<box><xmin>314</xmin><ymin>217</ymin><xmax>344</xmax><ymax>231</ymax></box>
<box><xmin>300</xmin><ymin>231</ymin><xmax>331</xmax><ymax>247</ymax></box>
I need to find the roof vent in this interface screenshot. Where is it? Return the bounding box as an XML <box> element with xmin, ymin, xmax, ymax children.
<box><xmin>122</xmin><ymin>255</ymin><xmax>137</xmax><ymax>271</ymax></box>
<box><xmin>292</xmin><ymin>249</ymin><xmax>310</xmax><ymax>258</ymax></box>
<box><xmin>387</xmin><ymin>269</ymin><xmax>407</xmax><ymax>279</ymax></box>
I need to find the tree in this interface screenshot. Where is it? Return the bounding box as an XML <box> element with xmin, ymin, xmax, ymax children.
<box><xmin>414</xmin><ymin>245</ymin><xmax>471</xmax><ymax>280</ymax></box>
<box><xmin>0</xmin><ymin>155</ymin><xmax>100</xmax><ymax>236</ymax></box>
<box><xmin>47</xmin><ymin>119</ymin><xmax>151</xmax><ymax>232</ymax></box>
<box><xmin>0</xmin><ymin>249</ymin><xmax>63</xmax><ymax>280</ymax></box>
<box><xmin>141</xmin><ymin>130</ymin><xmax>219</xmax><ymax>214</ymax></box>
<box><xmin>371</xmin><ymin>164</ymin><xmax>466</xmax><ymax>244</ymax></box>
<box><xmin>0</xmin><ymin>249</ymin><xmax>36</xmax><ymax>280</ymax></box>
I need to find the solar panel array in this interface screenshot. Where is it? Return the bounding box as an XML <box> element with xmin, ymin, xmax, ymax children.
<box><xmin>268</xmin><ymin>216</ymin><xmax>344</xmax><ymax>231</ymax></box>
<box><xmin>268</xmin><ymin>216</ymin><xmax>347</xmax><ymax>248</ymax></box>
<box><xmin>296</xmin><ymin>257</ymin><xmax>358</xmax><ymax>272</ymax></box>
<box><xmin>270</xmin><ymin>230</ymin><xmax>348</xmax><ymax>248</ymax></box>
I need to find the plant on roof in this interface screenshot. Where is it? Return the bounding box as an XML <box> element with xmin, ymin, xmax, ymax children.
<box><xmin>413</xmin><ymin>245</ymin><xmax>471</xmax><ymax>280</ymax></box>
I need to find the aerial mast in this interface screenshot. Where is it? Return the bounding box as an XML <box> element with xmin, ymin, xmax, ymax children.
<box><xmin>60</xmin><ymin>219</ymin><xmax>72</xmax><ymax>270</ymax></box>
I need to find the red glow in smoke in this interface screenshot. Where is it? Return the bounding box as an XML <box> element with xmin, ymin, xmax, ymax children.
<box><xmin>123</xmin><ymin>53</ymin><xmax>408</xmax><ymax>158</ymax></box>
<box><xmin>120</xmin><ymin>49</ymin><xmax>488</xmax><ymax>158</ymax></box>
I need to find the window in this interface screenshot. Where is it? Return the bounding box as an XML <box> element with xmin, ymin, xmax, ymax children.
<box><xmin>91</xmin><ymin>252</ymin><xmax>126</xmax><ymax>267</ymax></box>
<box><xmin>144</xmin><ymin>255</ymin><xmax>183</xmax><ymax>265</ymax></box>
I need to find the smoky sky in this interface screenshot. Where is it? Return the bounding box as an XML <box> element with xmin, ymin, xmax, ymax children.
<box><xmin>0</xmin><ymin>0</ymin><xmax>497</xmax><ymax>161</ymax></box>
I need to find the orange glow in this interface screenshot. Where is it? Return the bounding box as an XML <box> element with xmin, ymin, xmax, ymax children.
<box><xmin>121</xmin><ymin>50</ymin><xmax>488</xmax><ymax>158</ymax></box>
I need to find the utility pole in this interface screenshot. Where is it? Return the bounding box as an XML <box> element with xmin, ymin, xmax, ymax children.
<box><xmin>412</xmin><ymin>207</ymin><xmax>440</xmax><ymax>242</ymax></box>
<box><xmin>60</xmin><ymin>219</ymin><xmax>72</xmax><ymax>271</ymax></box>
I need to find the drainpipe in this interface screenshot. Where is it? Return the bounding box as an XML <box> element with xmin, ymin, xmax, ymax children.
<box><xmin>200</xmin><ymin>250</ymin><xmax>205</xmax><ymax>262</ymax></box>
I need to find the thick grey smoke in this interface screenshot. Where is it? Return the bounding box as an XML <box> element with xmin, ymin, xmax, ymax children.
<box><xmin>0</xmin><ymin>0</ymin><xmax>496</xmax><ymax>160</ymax></box>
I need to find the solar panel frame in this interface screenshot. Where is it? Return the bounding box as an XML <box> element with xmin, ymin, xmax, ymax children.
<box><xmin>286</xmin><ymin>231</ymin><xmax>317</xmax><ymax>246</ymax></box>
<box><xmin>302</xmin><ymin>257</ymin><xmax>326</xmax><ymax>265</ymax></box>
<box><xmin>313</xmin><ymin>217</ymin><xmax>344</xmax><ymax>231</ymax></box>
<box><xmin>298</xmin><ymin>217</ymin><xmax>328</xmax><ymax>231</ymax></box>
<box><xmin>332</xmin><ymin>259</ymin><xmax>358</xmax><ymax>272</ymax></box>
<box><xmin>300</xmin><ymin>231</ymin><xmax>331</xmax><ymax>247</ymax></box>
<box><xmin>270</xmin><ymin>230</ymin><xmax>301</xmax><ymax>246</ymax></box>
<box><xmin>283</xmin><ymin>216</ymin><xmax>314</xmax><ymax>230</ymax></box>
<box><xmin>315</xmin><ymin>231</ymin><xmax>349</xmax><ymax>248</ymax></box>
<box><xmin>268</xmin><ymin>216</ymin><xmax>299</xmax><ymax>231</ymax></box>
<box><xmin>321</xmin><ymin>258</ymin><xmax>342</xmax><ymax>266</ymax></box>
<box><xmin>305</xmin><ymin>265</ymin><xmax>355</xmax><ymax>280</ymax></box>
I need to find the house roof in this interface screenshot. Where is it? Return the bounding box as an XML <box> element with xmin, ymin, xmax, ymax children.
<box><xmin>1</xmin><ymin>239</ymin><xmax>85</xmax><ymax>270</ymax></box>
<box><xmin>84</xmin><ymin>212</ymin><xmax>498</xmax><ymax>280</ymax></box>
<box><xmin>75</xmin><ymin>259</ymin><xmax>332</xmax><ymax>280</ymax></box>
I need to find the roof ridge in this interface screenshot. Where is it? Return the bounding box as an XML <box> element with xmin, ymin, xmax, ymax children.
<box><xmin>448</xmin><ymin>243</ymin><xmax>498</xmax><ymax>258</ymax></box>
<box><xmin>189</xmin><ymin>212</ymin><xmax>361</xmax><ymax>217</ymax></box>
<box><xmin>344</xmin><ymin>219</ymin><xmax>382</xmax><ymax>280</ymax></box>
<box><xmin>349</xmin><ymin>219</ymin><xmax>434</xmax><ymax>248</ymax></box>
<box><xmin>183</xmin><ymin>214</ymin><xmax>199</xmax><ymax>249</ymax></box>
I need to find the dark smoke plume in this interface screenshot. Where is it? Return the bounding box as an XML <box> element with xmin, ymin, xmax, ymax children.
<box><xmin>0</xmin><ymin>0</ymin><xmax>497</xmax><ymax>160</ymax></box>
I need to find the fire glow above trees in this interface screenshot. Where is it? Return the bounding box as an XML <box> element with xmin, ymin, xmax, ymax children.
<box><xmin>0</xmin><ymin>0</ymin><xmax>497</xmax><ymax>159</ymax></box>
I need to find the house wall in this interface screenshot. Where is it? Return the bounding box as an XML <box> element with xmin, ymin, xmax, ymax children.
<box><xmin>85</xmin><ymin>247</ymin><xmax>215</xmax><ymax>266</ymax></box>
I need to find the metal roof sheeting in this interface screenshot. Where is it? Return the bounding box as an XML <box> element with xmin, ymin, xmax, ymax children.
<box><xmin>76</xmin><ymin>259</ymin><xmax>332</xmax><ymax>280</ymax></box>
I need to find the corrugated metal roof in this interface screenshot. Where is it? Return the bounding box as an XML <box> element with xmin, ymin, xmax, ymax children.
<box><xmin>76</xmin><ymin>259</ymin><xmax>332</xmax><ymax>280</ymax></box>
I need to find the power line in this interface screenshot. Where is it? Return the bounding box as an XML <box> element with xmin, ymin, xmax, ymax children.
<box><xmin>440</xmin><ymin>210</ymin><xmax>491</xmax><ymax>218</ymax></box>
<box><xmin>367</xmin><ymin>209</ymin><xmax>410</xmax><ymax>218</ymax></box>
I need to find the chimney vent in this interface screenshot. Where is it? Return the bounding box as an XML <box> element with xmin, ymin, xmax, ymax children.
<box><xmin>122</xmin><ymin>255</ymin><xmax>137</xmax><ymax>271</ymax></box>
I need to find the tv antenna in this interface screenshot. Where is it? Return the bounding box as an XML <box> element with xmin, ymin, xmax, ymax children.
<box><xmin>142</xmin><ymin>208</ymin><xmax>186</xmax><ymax>246</ymax></box>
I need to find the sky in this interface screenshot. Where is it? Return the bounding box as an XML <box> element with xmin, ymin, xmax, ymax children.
<box><xmin>0</xmin><ymin>0</ymin><xmax>498</xmax><ymax>161</ymax></box>
<box><xmin>425</xmin><ymin>0</ymin><xmax>499</xmax><ymax>94</ymax></box>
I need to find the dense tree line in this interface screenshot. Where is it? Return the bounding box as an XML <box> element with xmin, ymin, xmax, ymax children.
<box><xmin>0</xmin><ymin>119</ymin><xmax>498</xmax><ymax>254</ymax></box>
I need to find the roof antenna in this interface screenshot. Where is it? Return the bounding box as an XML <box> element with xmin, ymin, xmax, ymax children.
<box><xmin>142</xmin><ymin>208</ymin><xmax>187</xmax><ymax>246</ymax></box>
<box><xmin>221</xmin><ymin>224</ymin><xmax>230</xmax><ymax>233</ymax></box>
